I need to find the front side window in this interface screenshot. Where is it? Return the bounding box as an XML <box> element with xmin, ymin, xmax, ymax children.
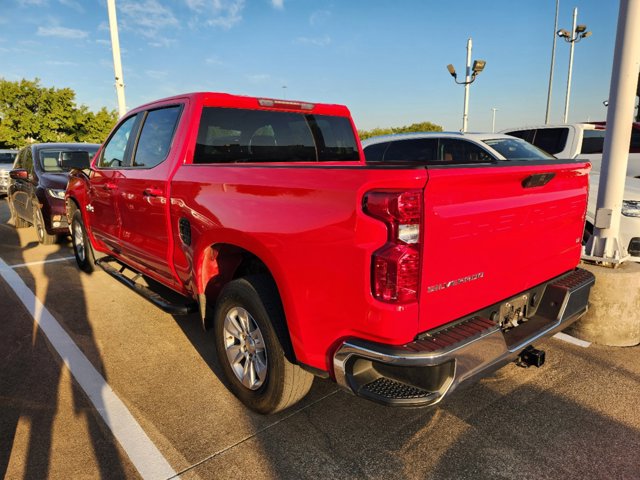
<box><xmin>484</xmin><ymin>138</ymin><xmax>555</xmax><ymax>160</ymax></box>
<box><xmin>194</xmin><ymin>107</ymin><xmax>359</xmax><ymax>164</ymax></box>
<box><xmin>99</xmin><ymin>114</ymin><xmax>138</xmax><ymax>168</ymax></box>
<box><xmin>132</xmin><ymin>106</ymin><xmax>182</xmax><ymax>168</ymax></box>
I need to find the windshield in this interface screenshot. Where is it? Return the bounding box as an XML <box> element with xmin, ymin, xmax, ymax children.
<box><xmin>39</xmin><ymin>147</ymin><xmax>99</xmax><ymax>172</ymax></box>
<box><xmin>0</xmin><ymin>152</ymin><xmax>16</xmax><ymax>165</ymax></box>
<box><xmin>483</xmin><ymin>138</ymin><xmax>555</xmax><ymax>161</ymax></box>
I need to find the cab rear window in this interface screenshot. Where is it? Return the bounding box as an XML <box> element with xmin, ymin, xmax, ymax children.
<box><xmin>194</xmin><ymin>107</ymin><xmax>359</xmax><ymax>163</ymax></box>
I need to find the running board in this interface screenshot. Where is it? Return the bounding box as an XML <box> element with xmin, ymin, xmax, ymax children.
<box><xmin>95</xmin><ymin>257</ymin><xmax>197</xmax><ymax>315</ymax></box>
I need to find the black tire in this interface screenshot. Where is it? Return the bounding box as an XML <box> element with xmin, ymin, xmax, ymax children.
<box><xmin>71</xmin><ymin>209</ymin><xmax>95</xmax><ymax>273</ymax></box>
<box><xmin>8</xmin><ymin>199</ymin><xmax>29</xmax><ymax>228</ymax></box>
<box><xmin>213</xmin><ymin>275</ymin><xmax>313</xmax><ymax>414</ymax></box>
<box><xmin>33</xmin><ymin>205</ymin><xmax>57</xmax><ymax>245</ymax></box>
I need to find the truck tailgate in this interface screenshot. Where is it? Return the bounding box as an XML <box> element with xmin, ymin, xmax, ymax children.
<box><xmin>418</xmin><ymin>161</ymin><xmax>590</xmax><ymax>333</ymax></box>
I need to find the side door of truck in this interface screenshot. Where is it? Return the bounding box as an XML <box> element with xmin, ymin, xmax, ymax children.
<box><xmin>89</xmin><ymin>113</ymin><xmax>141</xmax><ymax>252</ymax></box>
<box><xmin>115</xmin><ymin>104</ymin><xmax>183</xmax><ymax>284</ymax></box>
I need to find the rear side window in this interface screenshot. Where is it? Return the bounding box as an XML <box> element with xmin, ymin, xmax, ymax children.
<box><xmin>363</xmin><ymin>142</ymin><xmax>390</xmax><ymax>162</ymax></box>
<box><xmin>506</xmin><ymin>129</ymin><xmax>535</xmax><ymax>143</ymax></box>
<box><xmin>383</xmin><ymin>139</ymin><xmax>437</xmax><ymax>162</ymax></box>
<box><xmin>531</xmin><ymin>128</ymin><xmax>569</xmax><ymax>155</ymax></box>
<box><xmin>194</xmin><ymin>107</ymin><xmax>359</xmax><ymax>164</ymax></box>
<box><xmin>580</xmin><ymin>130</ymin><xmax>606</xmax><ymax>154</ymax></box>
<box><xmin>132</xmin><ymin>106</ymin><xmax>181</xmax><ymax>168</ymax></box>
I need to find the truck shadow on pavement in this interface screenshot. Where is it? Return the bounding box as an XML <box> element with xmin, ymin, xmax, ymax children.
<box><xmin>172</xmin><ymin>305</ymin><xmax>640</xmax><ymax>479</ymax></box>
<box><xmin>0</xmin><ymin>210</ymin><xmax>128</xmax><ymax>479</ymax></box>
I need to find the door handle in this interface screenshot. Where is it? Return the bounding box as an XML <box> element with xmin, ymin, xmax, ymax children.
<box><xmin>143</xmin><ymin>187</ymin><xmax>163</xmax><ymax>197</ymax></box>
<box><xmin>103</xmin><ymin>182</ymin><xmax>117</xmax><ymax>190</ymax></box>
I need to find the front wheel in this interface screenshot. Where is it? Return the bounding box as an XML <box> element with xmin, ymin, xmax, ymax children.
<box><xmin>33</xmin><ymin>205</ymin><xmax>57</xmax><ymax>245</ymax></box>
<box><xmin>71</xmin><ymin>209</ymin><xmax>95</xmax><ymax>273</ymax></box>
<box><xmin>214</xmin><ymin>275</ymin><xmax>313</xmax><ymax>414</ymax></box>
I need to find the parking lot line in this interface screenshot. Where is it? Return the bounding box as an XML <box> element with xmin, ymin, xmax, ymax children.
<box><xmin>0</xmin><ymin>257</ymin><xmax>178</xmax><ymax>480</ymax></box>
<box><xmin>553</xmin><ymin>332</ymin><xmax>592</xmax><ymax>348</ymax></box>
<box><xmin>9</xmin><ymin>256</ymin><xmax>75</xmax><ymax>269</ymax></box>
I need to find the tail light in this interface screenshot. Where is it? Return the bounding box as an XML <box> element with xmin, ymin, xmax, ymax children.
<box><xmin>363</xmin><ymin>190</ymin><xmax>423</xmax><ymax>303</ymax></box>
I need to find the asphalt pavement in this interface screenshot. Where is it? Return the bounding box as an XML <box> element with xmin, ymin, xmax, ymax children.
<box><xmin>1</xmin><ymin>198</ymin><xmax>639</xmax><ymax>480</ymax></box>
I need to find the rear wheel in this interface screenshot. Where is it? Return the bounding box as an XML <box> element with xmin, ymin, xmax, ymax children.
<box><xmin>8</xmin><ymin>199</ymin><xmax>29</xmax><ymax>228</ymax></box>
<box><xmin>214</xmin><ymin>275</ymin><xmax>313</xmax><ymax>414</ymax></box>
<box><xmin>33</xmin><ymin>205</ymin><xmax>57</xmax><ymax>245</ymax></box>
<box><xmin>71</xmin><ymin>209</ymin><xmax>95</xmax><ymax>273</ymax></box>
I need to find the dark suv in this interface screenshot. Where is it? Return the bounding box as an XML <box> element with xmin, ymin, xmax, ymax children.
<box><xmin>8</xmin><ymin>143</ymin><xmax>99</xmax><ymax>244</ymax></box>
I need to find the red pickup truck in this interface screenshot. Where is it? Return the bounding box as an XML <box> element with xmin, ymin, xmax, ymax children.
<box><xmin>64</xmin><ymin>92</ymin><xmax>595</xmax><ymax>414</ymax></box>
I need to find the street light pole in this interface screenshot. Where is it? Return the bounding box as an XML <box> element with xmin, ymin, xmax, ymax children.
<box><xmin>585</xmin><ymin>0</ymin><xmax>640</xmax><ymax>263</ymax></box>
<box><xmin>462</xmin><ymin>38</ymin><xmax>472</xmax><ymax>132</ymax></box>
<box><xmin>563</xmin><ymin>7</ymin><xmax>578</xmax><ymax>123</ymax></box>
<box><xmin>545</xmin><ymin>0</ymin><xmax>560</xmax><ymax>124</ymax></box>
<box><xmin>446</xmin><ymin>38</ymin><xmax>486</xmax><ymax>133</ymax></box>
<box><xmin>107</xmin><ymin>0</ymin><xmax>126</xmax><ymax>118</ymax></box>
<box><xmin>491</xmin><ymin>107</ymin><xmax>498</xmax><ymax>133</ymax></box>
<box><xmin>557</xmin><ymin>8</ymin><xmax>591</xmax><ymax>124</ymax></box>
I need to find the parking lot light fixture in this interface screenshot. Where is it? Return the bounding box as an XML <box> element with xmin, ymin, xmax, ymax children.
<box><xmin>446</xmin><ymin>38</ymin><xmax>487</xmax><ymax>132</ymax></box>
<box><xmin>558</xmin><ymin>7</ymin><xmax>591</xmax><ymax>123</ymax></box>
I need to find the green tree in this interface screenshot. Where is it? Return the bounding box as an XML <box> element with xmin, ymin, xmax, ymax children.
<box><xmin>358</xmin><ymin>121</ymin><xmax>443</xmax><ymax>140</ymax></box>
<box><xmin>0</xmin><ymin>78</ymin><xmax>117</xmax><ymax>148</ymax></box>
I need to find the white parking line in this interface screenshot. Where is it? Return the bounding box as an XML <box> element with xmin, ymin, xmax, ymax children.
<box><xmin>9</xmin><ymin>256</ymin><xmax>75</xmax><ymax>269</ymax></box>
<box><xmin>0</xmin><ymin>258</ymin><xmax>177</xmax><ymax>480</ymax></box>
<box><xmin>553</xmin><ymin>332</ymin><xmax>592</xmax><ymax>348</ymax></box>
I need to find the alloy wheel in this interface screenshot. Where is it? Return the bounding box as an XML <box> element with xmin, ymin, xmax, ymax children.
<box><xmin>223</xmin><ymin>306</ymin><xmax>268</xmax><ymax>390</ymax></box>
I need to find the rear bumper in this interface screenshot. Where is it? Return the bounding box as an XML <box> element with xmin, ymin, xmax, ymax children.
<box><xmin>333</xmin><ymin>268</ymin><xmax>595</xmax><ymax>407</ymax></box>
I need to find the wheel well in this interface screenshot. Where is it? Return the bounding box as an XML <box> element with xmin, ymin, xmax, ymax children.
<box><xmin>200</xmin><ymin>244</ymin><xmax>297</xmax><ymax>362</ymax></box>
<box><xmin>201</xmin><ymin>244</ymin><xmax>271</xmax><ymax>300</ymax></box>
<box><xmin>65</xmin><ymin>197</ymin><xmax>80</xmax><ymax>221</ymax></box>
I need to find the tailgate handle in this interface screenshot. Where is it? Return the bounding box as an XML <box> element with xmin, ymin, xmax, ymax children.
<box><xmin>522</xmin><ymin>173</ymin><xmax>555</xmax><ymax>188</ymax></box>
<box><xmin>143</xmin><ymin>187</ymin><xmax>163</xmax><ymax>197</ymax></box>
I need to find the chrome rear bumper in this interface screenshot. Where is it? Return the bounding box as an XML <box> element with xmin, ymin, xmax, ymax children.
<box><xmin>333</xmin><ymin>268</ymin><xmax>595</xmax><ymax>407</ymax></box>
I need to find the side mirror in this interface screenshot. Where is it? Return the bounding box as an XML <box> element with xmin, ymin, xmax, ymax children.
<box><xmin>9</xmin><ymin>168</ymin><xmax>29</xmax><ymax>180</ymax></box>
<box><xmin>60</xmin><ymin>151</ymin><xmax>91</xmax><ymax>170</ymax></box>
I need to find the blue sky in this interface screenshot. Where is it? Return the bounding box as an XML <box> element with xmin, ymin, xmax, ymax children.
<box><xmin>0</xmin><ymin>0</ymin><xmax>622</xmax><ymax>132</ymax></box>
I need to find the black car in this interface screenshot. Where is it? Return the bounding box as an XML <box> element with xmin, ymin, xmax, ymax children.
<box><xmin>8</xmin><ymin>143</ymin><xmax>100</xmax><ymax>244</ymax></box>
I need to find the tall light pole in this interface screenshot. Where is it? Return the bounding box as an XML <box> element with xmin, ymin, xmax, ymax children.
<box><xmin>585</xmin><ymin>0</ymin><xmax>640</xmax><ymax>263</ymax></box>
<box><xmin>446</xmin><ymin>38</ymin><xmax>486</xmax><ymax>132</ymax></box>
<box><xmin>107</xmin><ymin>0</ymin><xmax>126</xmax><ymax>118</ymax></box>
<box><xmin>545</xmin><ymin>0</ymin><xmax>560</xmax><ymax>124</ymax></box>
<box><xmin>491</xmin><ymin>107</ymin><xmax>498</xmax><ymax>133</ymax></box>
<box><xmin>558</xmin><ymin>7</ymin><xmax>592</xmax><ymax>123</ymax></box>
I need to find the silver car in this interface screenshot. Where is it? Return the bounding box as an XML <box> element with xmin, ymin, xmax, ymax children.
<box><xmin>0</xmin><ymin>149</ymin><xmax>18</xmax><ymax>196</ymax></box>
